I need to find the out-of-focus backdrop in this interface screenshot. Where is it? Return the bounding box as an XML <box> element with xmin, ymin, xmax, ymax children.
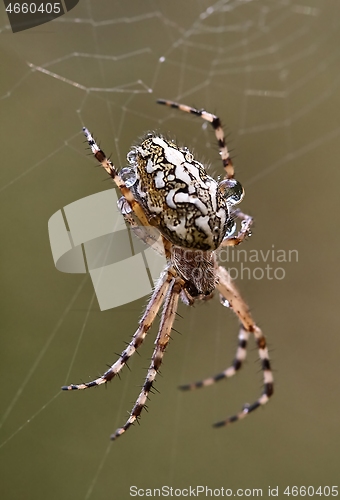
<box><xmin>1</xmin><ymin>1</ymin><xmax>339</xmax><ymax>499</ymax></box>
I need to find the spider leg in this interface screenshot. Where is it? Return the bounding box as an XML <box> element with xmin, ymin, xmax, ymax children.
<box><xmin>157</xmin><ymin>99</ymin><xmax>234</xmax><ymax>179</ymax></box>
<box><xmin>111</xmin><ymin>277</ymin><xmax>183</xmax><ymax>440</ymax></box>
<box><xmin>213</xmin><ymin>265</ymin><xmax>273</xmax><ymax>426</ymax></box>
<box><xmin>220</xmin><ymin>208</ymin><xmax>253</xmax><ymax>247</ymax></box>
<box><xmin>179</xmin><ymin>326</ymin><xmax>249</xmax><ymax>391</ymax></box>
<box><xmin>117</xmin><ymin>196</ymin><xmax>166</xmax><ymax>258</ymax></box>
<box><xmin>62</xmin><ymin>270</ymin><xmax>172</xmax><ymax>391</ymax></box>
<box><xmin>83</xmin><ymin>127</ymin><xmax>151</xmax><ymax>228</ymax></box>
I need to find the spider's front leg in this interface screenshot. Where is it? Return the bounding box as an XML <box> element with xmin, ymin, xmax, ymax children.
<box><xmin>179</xmin><ymin>265</ymin><xmax>273</xmax><ymax>426</ymax></box>
<box><xmin>112</xmin><ymin>276</ymin><xmax>183</xmax><ymax>440</ymax></box>
<box><xmin>214</xmin><ymin>265</ymin><xmax>273</xmax><ymax>426</ymax></box>
<box><xmin>179</xmin><ymin>326</ymin><xmax>250</xmax><ymax>391</ymax></box>
<box><xmin>62</xmin><ymin>269</ymin><xmax>172</xmax><ymax>391</ymax></box>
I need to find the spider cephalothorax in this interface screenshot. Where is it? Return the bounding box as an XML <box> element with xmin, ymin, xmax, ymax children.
<box><xmin>171</xmin><ymin>246</ymin><xmax>217</xmax><ymax>299</ymax></box>
<box><xmin>62</xmin><ymin>100</ymin><xmax>273</xmax><ymax>441</ymax></box>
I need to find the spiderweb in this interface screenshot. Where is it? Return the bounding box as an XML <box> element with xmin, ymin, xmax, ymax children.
<box><xmin>1</xmin><ymin>1</ymin><xmax>340</xmax><ymax>498</ymax></box>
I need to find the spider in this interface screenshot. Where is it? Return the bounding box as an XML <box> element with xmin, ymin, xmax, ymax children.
<box><xmin>62</xmin><ymin>99</ymin><xmax>274</xmax><ymax>440</ymax></box>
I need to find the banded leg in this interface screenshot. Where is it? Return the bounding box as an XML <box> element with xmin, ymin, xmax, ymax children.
<box><xmin>220</xmin><ymin>208</ymin><xmax>254</xmax><ymax>247</ymax></box>
<box><xmin>179</xmin><ymin>326</ymin><xmax>249</xmax><ymax>391</ymax></box>
<box><xmin>62</xmin><ymin>270</ymin><xmax>172</xmax><ymax>391</ymax></box>
<box><xmin>157</xmin><ymin>99</ymin><xmax>234</xmax><ymax>179</ymax></box>
<box><xmin>118</xmin><ymin>196</ymin><xmax>166</xmax><ymax>258</ymax></box>
<box><xmin>83</xmin><ymin>127</ymin><xmax>151</xmax><ymax>227</ymax></box>
<box><xmin>111</xmin><ymin>278</ymin><xmax>182</xmax><ymax>440</ymax></box>
<box><xmin>213</xmin><ymin>265</ymin><xmax>273</xmax><ymax>426</ymax></box>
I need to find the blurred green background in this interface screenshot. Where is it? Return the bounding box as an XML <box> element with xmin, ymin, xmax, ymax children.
<box><xmin>1</xmin><ymin>1</ymin><xmax>339</xmax><ymax>499</ymax></box>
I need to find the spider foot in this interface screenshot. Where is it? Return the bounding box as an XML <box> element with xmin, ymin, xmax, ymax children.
<box><xmin>178</xmin><ymin>364</ymin><xmax>241</xmax><ymax>392</ymax></box>
<box><xmin>213</xmin><ymin>392</ymin><xmax>271</xmax><ymax>428</ymax></box>
<box><xmin>61</xmin><ymin>370</ymin><xmax>109</xmax><ymax>391</ymax></box>
<box><xmin>213</xmin><ymin>408</ymin><xmax>249</xmax><ymax>428</ymax></box>
<box><xmin>110</xmin><ymin>427</ymin><xmax>125</xmax><ymax>441</ymax></box>
<box><xmin>179</xmin><ymin>376</ymin><xmax>216</xmax><ymax>391</ymax></box>
<box><xmin>61</xmin><ymin>380</ymin><xmax>100</xmax><ymax>390</ymax></box>
<box><xmin>111</xmin><ymin>416</ymin><xmax>136</xmax><ymax>441</ymax></box>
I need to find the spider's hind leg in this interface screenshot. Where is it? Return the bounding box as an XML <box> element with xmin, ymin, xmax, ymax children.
<box><xmin>117</xmin><ymin>196</ymin><xmax>166</xmax><ymax>258</ymax></box>
<box><xmin>83</xmin><ymin>127</ymin><xmax>151</xmax><ymax>228</ymax></box>
<box><xmin>157</xmin><ymin>99</ymin><xmax>234</xmax><ymax>179</ymax></box>
<box><xmin>220</xmin><ymin>208</ymin><xmax>253</xmax><ymax>248</ymax></box>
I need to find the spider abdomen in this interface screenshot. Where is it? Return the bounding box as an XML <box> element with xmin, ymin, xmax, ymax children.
<box><xmin>126</xmin><ymin>134</ymin><xmax>229</xmax><ymax>251</ymax></box>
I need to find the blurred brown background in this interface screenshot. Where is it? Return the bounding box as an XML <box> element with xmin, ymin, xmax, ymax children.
<box><xmin>1</xmin><ymin>1</ymin><xmax>339</xmax><ymax>499</ymax></box>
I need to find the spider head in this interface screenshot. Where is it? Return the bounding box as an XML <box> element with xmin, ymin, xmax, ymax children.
<box><xmin>185</xmin><ymin>281</ymin><xmax>214</xmax><ymax>298</ymax></box>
